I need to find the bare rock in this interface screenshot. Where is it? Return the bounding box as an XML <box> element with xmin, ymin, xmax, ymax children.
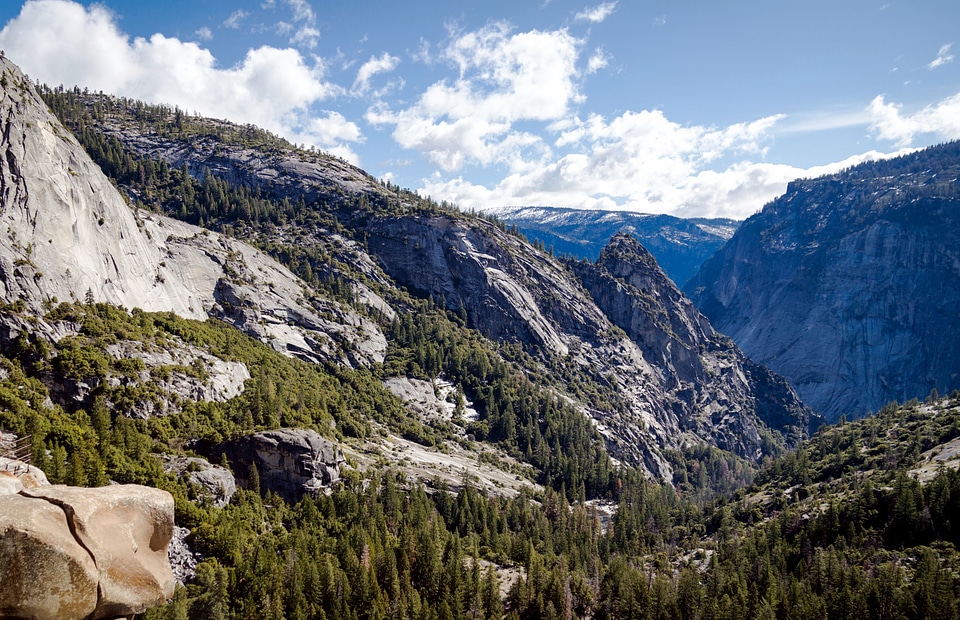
<box><xmin>22</xmin><ymin>484</ymin><xmax>176</xmax><ymax>619</ymax></box>
<box><xmin>0</xmin><ymin>456</ymin><xmax>50</xmax><ymax>488</ymax></box>
<box><xmin>167</xmin><ymin>525</ymin><xmax>199</xmax><ymax>585</ymax></box>
<box><xmin>0</xmin><ymin>469</ymin><xmax>23</xmax><ymax>494</ymax></box>
<box><xmin>164</xmin><ymin>455</ymin><xmax>236</xmax><ymax>508</ymax></box>
<box><xmin>213</xmin><ymin>428</ymin><xmax>345</xmax><ymax>504</ymax></box>
<box><xmin>0</xmin><ymin>55</ymin><xmax>386</xmax><ymax>369</ymax></box>
<box><xmin>0</xmin><ymin>493</ymin><xmax>99</xmax><ymax>620</ymax></box>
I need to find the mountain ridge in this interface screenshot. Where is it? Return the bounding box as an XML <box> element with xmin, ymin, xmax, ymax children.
<box><xmin>28</xmin><ymin>71</ymin><xmax>816</xmax><ymax>480</ymax></box>
<box><xmin>489</xmin><ymin>205</ymin><xmax>739</xmax><ymax>287</ymax></box>
<box><xmin>685</xmin><ymin>142</ymin><xmax>960</xmax><ymax>421</ymax></box>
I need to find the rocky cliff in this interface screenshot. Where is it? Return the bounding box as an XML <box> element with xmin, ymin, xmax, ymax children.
<box><xmin>685</xmin><ymin>142</ymin><xmax>960</xmax><ymax>421</ymax></box>
<box><xmin>212</xmin><ymin>428</ymin><xmax>345</xmax><ymax>504</ymax></box>
<box><xmin>0</xmin><ymin>55</ymin><xmax>385</xmax><ymax>368</ymax></box>
<box><xmin>574</xmin><ymin>234</ymin><xmax>818</xmax><ymax>453</ymax></box>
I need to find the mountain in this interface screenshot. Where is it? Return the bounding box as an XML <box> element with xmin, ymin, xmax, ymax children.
<box><xmin>0</xmin><ymin>60</ymin><xmax>385</xmax><ymax>369</ymax></box>
<box><xmin>0</xmin><ymin>58</ymin><xmax>815</xmax><ymax>489</ymax></box>
<box><xmin>8</xmin><ymin>55</ymin><xmax>960</xmax><ymax>620</ymax></box>
<box><xmin>685</xmin><ymin>142</ymin><xmax>960</xmax><ymax>421</ymax></box>
<box><xmin>490</xmin><ymin>205</ymin><xmax>739</xmax><ymax>287</ymax></box>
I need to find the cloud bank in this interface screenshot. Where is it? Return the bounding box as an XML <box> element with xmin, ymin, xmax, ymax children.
<box><xmin>0</xmin><ymin>0</ymin><xmax>360</xmax><ymax>161</ymax></box>
<box><xmin>1</xmin><ymin>0</ymin><xmax>959</xmax><ymax>219</ymax></box>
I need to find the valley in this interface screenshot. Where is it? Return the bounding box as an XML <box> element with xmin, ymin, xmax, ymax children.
<box><xmin>0</xmin><ymin>50</ymin><xmax>958</xmax><ymax>620</ymax></box>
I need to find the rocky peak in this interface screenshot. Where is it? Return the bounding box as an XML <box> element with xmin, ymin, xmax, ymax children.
<box><xmin>576</xmin><ymin>233</ymin><xmax>819</xmax><ymax>453</ymax></box>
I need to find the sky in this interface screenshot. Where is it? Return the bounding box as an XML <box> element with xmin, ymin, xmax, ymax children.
<box><xmin>0</xmin><ymin>0</ymin><xmax>958</xmax><ymax>220</ymax></box>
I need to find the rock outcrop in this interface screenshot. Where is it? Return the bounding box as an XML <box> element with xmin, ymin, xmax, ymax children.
<box><xmin>685</xmin><ymin>143</ymin><xmax>960</xmax><ymax>421</ymax></box>
<box><xmin>164</xmin><ymin>455</ymin><xmax>237</xmax><ymax>508</ymax></box>
<box><xmin>0</xmin><ymin>474</ymin><xmax>175</xmax><ymax>620</ymax></box>
<box><xmin>0</xmin><ymin>55</ymin><xmax>385</xmax><ymax>368</ymax></box>
<box><xmin>574</xmin><ymin>234</ymin><xmax>819</xmax><ymax>454</ymax></box>
<box><xmin>212</xmin><ymin>428</ymin><xmax>345</xmax><ymax>503</ymax></box>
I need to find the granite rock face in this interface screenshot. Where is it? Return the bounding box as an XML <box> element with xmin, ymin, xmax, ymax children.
<box><xmin>0</xmin><ymin>55</ymin><xmax>385</xmax><ymax>368</ymax></box>
<box><xmin>0</xmin><ymin>481</ymin><xmax>175</xmax><ymax>620</ymax></box>
<box><xmin>213</xmin><ymin>428</ymin><xmax>345</xmax><ymax>503</ymax></box>
<box><xmin>164</xmin><ymin>455</ymin><xmax>237</xmax><ymax>508</ymax></box>
<box><xmin>574</xmin><ymin>234</ymin><xmax>819</xmax><ymax>454</ymax></box>
<box><xmin>685</xmin><ymin>144</ymin><xmax>960</xmax><ymax>421</ymax></box>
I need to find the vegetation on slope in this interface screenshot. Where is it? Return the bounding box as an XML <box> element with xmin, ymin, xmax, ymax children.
<box><xmin>27</xmin><ymin>86</ymin><xmax>960</xmax><ymax>620</ymax></box>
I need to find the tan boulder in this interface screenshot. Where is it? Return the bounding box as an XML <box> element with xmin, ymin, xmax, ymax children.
<box><xmin>0</xmin><ymin>493</ymin><xmax>99</xmax><ymax>620</ymax></box>
<box><xmin>23</xmin><ymin>484</ymin><xmax>176</xmax><ymax>619</ymax></box>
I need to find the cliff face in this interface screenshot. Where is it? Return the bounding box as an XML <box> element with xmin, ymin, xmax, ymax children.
<box><xmin>0</xmin><ymin>55</ymin><xmax>385</xmax><ymax>368</ymax></box>
<box><xmin>355</xmin><ymin>211</ymin><xmax>817</xmax><ymax>471</ymax></box>
<box><xmin>574</xmin><ymin>234</ymin><xmax>818</xmax><ymax>453</ymax></box>
<box><xmin>685</xmin><ymin>143</ymin><xmax>960</xmax><ymax>421</ymax></box>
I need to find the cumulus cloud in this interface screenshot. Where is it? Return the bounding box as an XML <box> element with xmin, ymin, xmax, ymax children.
<box><xmin>574</xmin><ymin>2</ymin><xmax>617</xmax><ymax>23</ymax></box>
<box><xmin>0</xmin><ymin>0</ymin><xmax>360</xmax><ymax>161</ymax></box>
<box><xmin>419</xmin><ymin>109</ymin><xmax>796</xmax><ymax>219</ymax></box>
<box><xmin>423</xmin><ymin>148</ymin><xmax>898</xmax><ymax>220</ymax></box>
<box><xmin>867</xmin><ymin>91</ymin><xmax>960</xmax><ymax>146</ymax></box>
<box><xmin>367</xmin><ymin>22</ymin><xmax>582</xmax><ymax>171</ymax></box>
<box><xmin>194</xmin><ymin>26</ymin><xmax>213</xmax><ymax>42</ymax></box>
<box><xmin>352</xmin><ymin>52</ymin><xmax>400</xmax><ymax>95</ymax></box>
<box><xmin>929</xmin><ymin>43</ymin><xmax>954</xmax><ymax>69</ymax></box>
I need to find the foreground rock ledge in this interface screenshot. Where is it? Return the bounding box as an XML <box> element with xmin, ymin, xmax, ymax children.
<box><xmin>0</xmin><ymin>482</ymin><xmax>175</xmax><ymax>620</ymax></box>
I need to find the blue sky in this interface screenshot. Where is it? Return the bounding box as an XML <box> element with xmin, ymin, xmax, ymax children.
<box><xmin>1</xmin><ymin>0</ymin><xmax>958</xmax><ymax>219</ymax></box>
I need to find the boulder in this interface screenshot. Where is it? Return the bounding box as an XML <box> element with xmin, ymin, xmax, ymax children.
<box><xmin>17</xmin><ymin>484</ymin><xmax>176</xmax><ymax>619</ymax></box>
<box><xmin>214</xmin><ymin>428</ymin><xmax>345</xmax><ymax>503</ymax></box>
<box><xmin>0</xmin><ymin>456</ymin><xmax>51</xmax><ymax>488</ymax></box>
<box><xmin>0</xmin><ymin>493</ymin><xmax>99</xmax><ymax>620</ymax></box>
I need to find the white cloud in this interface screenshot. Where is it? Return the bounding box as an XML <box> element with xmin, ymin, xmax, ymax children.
<box><xmin>223</xmin><ymin>9</ymin><xmax>248</xmax><ymax>29</ymax></box>
<box><xmin>422</xmin><ymin>148</ymin><xmax>899</xmax><ymax>220</ymax></box>
<box><xmin>574</xmin><ymin>2</ymin><xmax>617</xmax><ymax>23</ymax></box>
<box><xmin>266</xmin><ymin>0</ymin><xmax>320</xmax><ymax>49</ymax></box>
<box><xmin>368</xmin><ymin>22</ymin><xmax>582</xmax><ymax>171</ymax></box>
<box><xmin>194</xmin><ymin>26</ymin><xmax>213</xmax><ymax>42</ymax></box>
<box><xmin>586</xmin><ymin>47</ymin><xmax>608</xmax><ymax>74</ymax></box>
<box><xmin>280</xmin><ymin>0</ymin><xmax>320</xmax><ymax>49</ymax></box>
<box><xmin>0</xmin><ymin>0</ymin><xmax>359</xmax><ymax>160</ymax></box>
<box><xmin>867</xmin><ymin>91</ymin><xmax>960</xmax><ymax>146</ymax></box>
<box><xmin>929</xmin><ymin>43</ymin><xmax>954</xmax><ymax>69</ymax></box>
<box><xmin>352</xmin><ymin>52</ymin><xmax>400</xmax><ymax>95</ymax></box>
<box><xmin>420</xmin><ymin>109</ymin><xmax>795</xmax><ymax>219</ymax></box>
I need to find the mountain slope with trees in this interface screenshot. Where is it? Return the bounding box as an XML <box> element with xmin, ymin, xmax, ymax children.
<box><xmin>34</xmin><ymin>78</ymin><xmax>813</xmax><ymax>481</ymax></box>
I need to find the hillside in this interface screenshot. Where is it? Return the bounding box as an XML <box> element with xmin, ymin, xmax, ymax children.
<box><xmin>3</xmin><ymin>54</ymin><xmax>960</xmax><ymax>620</ymax></box>
<box><xmin>685</xmin><ymin>143</ymin><xmax>960</xmax><ymax>421</ymax></box>
<box><xmin>34</xmin><ymin>77</ymin><xmax>815</xmax><ymax>482</ymax></box>
<box><xmin>490</xmin><ymin>206</ymin><xmax>738</xmax><ymax>287</ymax></box>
